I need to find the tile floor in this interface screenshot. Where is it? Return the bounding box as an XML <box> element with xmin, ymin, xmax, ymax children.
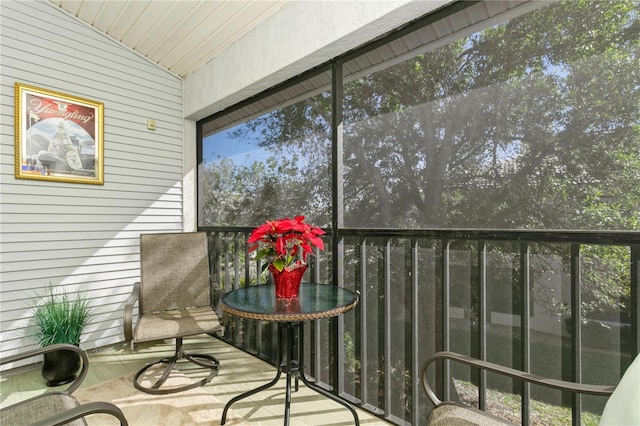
<box><xmin>1</xmin><ymin>335</ymin><xmax>391</xmax><ymax>425</ymax></box>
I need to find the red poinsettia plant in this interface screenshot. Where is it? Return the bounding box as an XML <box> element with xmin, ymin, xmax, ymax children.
<box><xmin>248</xmin><ymin>216</ymin><xmax>325</xmax><ymax>272</ymax></box>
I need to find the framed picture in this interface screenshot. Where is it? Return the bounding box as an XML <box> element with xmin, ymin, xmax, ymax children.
<box><xmin>14</xmin><ymin>83</ymin><xmax>104</xmax><ymax>185</ymax></box>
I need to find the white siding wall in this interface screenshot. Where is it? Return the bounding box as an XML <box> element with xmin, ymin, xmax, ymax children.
<box><xmin>0</xmin><ymin>0</ymin><xmax>184</xmax><ymax>363</ymax></box>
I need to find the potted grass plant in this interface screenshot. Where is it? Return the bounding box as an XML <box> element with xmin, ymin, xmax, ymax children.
<box><xmin>31</xmin><ymin>285</ymin><xmax>92</xmax><ymax>386</ymax></box>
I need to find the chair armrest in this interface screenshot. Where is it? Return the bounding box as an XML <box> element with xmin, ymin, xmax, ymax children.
<box><xmin>210</xmin><ymin>279</ymin><xmax>229</xmax><ymax>330</ymax></box>
<box><xmin>211</xmin><ymin>281</ymin><xmax>224</xmax><ymax>309</ymax></box>
<box><xmin>123</xmin><ymin>282</ymin><xmax>140</xmax><ymax>343</ymax></box>
<box><xmin>421</xmin><ymin>351</ymin><xmax>616</xmax><ymax>406</ymax></box>
<box><xmin>1</xmin><ymin>344</ymin><xmax>89</xmax><ymax>394</ymax></box>
<box><xmin>31</xmin><ymin>401</ymin><xmax>128</xmax><ymax>426</ymax></box>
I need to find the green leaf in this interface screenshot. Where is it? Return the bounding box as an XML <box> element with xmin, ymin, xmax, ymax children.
<box><xmin>254</xmin><ymin>248</ymin><xmax>273</xmax><ymax>261</ymax></box>
<box><xmin>271</xmin><ymin>258</ymin><xmax>285</xmax><ymax>271</ymax></box>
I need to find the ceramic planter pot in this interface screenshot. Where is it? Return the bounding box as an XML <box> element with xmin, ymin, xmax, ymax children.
<box><xmin>41</xmin><ymin>346</ymin><xmax>81</xmax><ymax>386</ymax></box>
<box><xmin>269</xmin><ymin>264</ymin><xmax>307</xmax><ymax>298</ymax></box>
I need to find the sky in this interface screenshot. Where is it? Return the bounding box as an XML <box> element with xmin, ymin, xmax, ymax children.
<box><xmin>203</xmin><ymin>123</ymin><xmax>270</xmax><ymax>167</ymax></box>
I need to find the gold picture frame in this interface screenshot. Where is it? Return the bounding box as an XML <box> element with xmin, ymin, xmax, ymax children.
<box><xmin>14</xmin><ymin>83</ymin><xmax>104</xmax><ymax>185</ymax></box>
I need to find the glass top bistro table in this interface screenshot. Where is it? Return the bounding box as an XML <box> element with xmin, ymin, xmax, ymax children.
<box><xmin>220</xmin><ymin>282</ymin><xmax>360</xmax><ymax>426</ymax></box>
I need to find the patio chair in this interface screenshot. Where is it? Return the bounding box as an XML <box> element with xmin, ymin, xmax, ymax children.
<box><xmin>0</xmin><ymin>344</ymin><xmax>128</xmax><ymax>426</ymax></box>
<box><xmin>421</xmin><ymin>351</ymin><xmax>639</xmax><ymax>426</ymax></box>
<box><xmin>124</xmin><ymin>232</ymin><xmax>225</xmax><ymax>395</ymax></box>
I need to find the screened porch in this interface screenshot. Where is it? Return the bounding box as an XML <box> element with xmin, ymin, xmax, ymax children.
<box><xmin>1</xmin><ymin>0</ymin><xmax>638</xmax><ymax>425</ymax></box>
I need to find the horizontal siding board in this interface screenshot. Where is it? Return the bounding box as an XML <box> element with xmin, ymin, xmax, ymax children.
<box><xmin>104</xmin><ymin>132</ymin><xmax>184</xmax><ymax>151</ymax></box>
<box><xmin>1</xmin><ymin>213</ymin><xmax>184</xmax><ymax>224</ymax></box>
<box><xmin>1</xmin><ymin>259</ymin><xmax>141</xmax><ymax>276</ymax></box>
<box><xmin>1</xmin><ymin>299</ymin><xmax>138</xmax><ymax>323</ymax></box>
<box><xmin>1</xmin><ymin>266</ymin><xmax>143</xmax><ymax>289</ymax></box>
<box><xmin>104</xmin><ymin>161</ymin><xmax>183</xmax><ymax>178</ymax></box>
<box><xmin>4</xmin><ymin>282</ymin><xmax>137</xmax><ymax>299</ymax></box>
<box><xmin>1</xmin><ymin>221</ymin><xmax>183</xmax><ymax>233</ymax></box>
<box><xmin>0</xmin><ymin>0</ymin><xmax>185</xmax><ymax>364</ymax></box>
<box><xmin>0</xmin><ymin>229</ymin><xmax>155</xmax><ymax>240</ymax></box>
<box><xmin>0</xmin><ymin>183</ymin><xmax>184</xmax><ymax>198</ymax></box>
<box><xmin>2</xmin><ymin>290</ymin><xmax>134</xmax><ymax>314</ymax></box>
<box><xmin>1</xmin><ymin>266</ymin><xmax>140</xmax><ymax>282</ymax></box>
<box><xmin>103</xmin><ymin>143</ymin><xmax>183</xmax><ymax>161</ymax></box>
<box><xmin>2</xmin><ymin>308</ymin><xmax>133</xmax><ymax>330</ymax></box>
<box><xmin>2</xmin><ymin>280</ymin><xmax>140</xmax><ymax>300</ymax></box>
<box><xmin>105</xmin><ymin>103</ymin><xmax>183</xmax><ymax>126</ymax></box>
<box><xmin>105</xmin><ymin>124</ymin><xmax>184</xmax><ymax>144</ymax></box>
<box><xmin>0</xmin><ymin>194</ymin><xmax>181</xmax><ymax>209</ymax></box>
<box><xmin>102</xmin><ymin>156</ymin><xmax>183</xmax><ymax>174</ymax></box>
<box><xmin>0</xmin><ymin>192</ymin><xmax>183</xmax><ymax>205</ymax></box>
<box><xmin>1</xmin><ymin>238</ymin><xmax>140</xmax><ymax>252</ymax></box>
<box><xmin>1</xmin><ymin>246</ymin><xmax>140</xmax><ymax>263</ymax></box>
<box><xmin>0</xmin><ymin>204</ymin><xmax>181</xmax><ymax>215</ymax></box>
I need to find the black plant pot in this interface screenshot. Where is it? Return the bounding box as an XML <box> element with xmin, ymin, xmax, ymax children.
<box><xmin>41</xmin><ymin>346</ymin><xmax>81</xmax><ymax>387</ymax></box>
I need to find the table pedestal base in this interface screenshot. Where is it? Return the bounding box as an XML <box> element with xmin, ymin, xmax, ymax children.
<box><xmin>221</xmin><ymin>322</ymin><xmax>360</xmax><ymax>426</ymax></box>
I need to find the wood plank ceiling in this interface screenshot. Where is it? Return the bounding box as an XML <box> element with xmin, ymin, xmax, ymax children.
<box><xmin>46</xmin><ymin>0</ymin><xmax>290</xmax><ymax>78</ymax></box>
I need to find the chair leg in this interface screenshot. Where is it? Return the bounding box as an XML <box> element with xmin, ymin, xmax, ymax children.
<box><xmin>133</xmin><ymin>337</ymin><xmax>220</xmax><ymax>395</ymax></box>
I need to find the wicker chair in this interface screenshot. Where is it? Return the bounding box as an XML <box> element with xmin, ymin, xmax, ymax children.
<box><xmin>124</xmin><ymin>232</ymin><xmax>224</xmax><ymax>395</ymax></box>
<box><xmin>0</xmin><ymin>344</ymin><xmax>128</xmax><ymax>426</ymax></box>
<box><xmin>421</xmin><ymin>351</ymin><xmax>621</xmax><ymax>426</ymax></box>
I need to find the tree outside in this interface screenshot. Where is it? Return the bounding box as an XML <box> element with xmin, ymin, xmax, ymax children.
<box><xmin>202</xmin><ymin>0</ymin><xmax>639</xmax><ymax>233</ymax></box>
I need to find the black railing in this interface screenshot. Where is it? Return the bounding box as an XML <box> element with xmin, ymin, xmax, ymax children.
<box><xmin>203</xmin><ymin>227</ymin><xmax>639</xmax><ymax>426</ymax></box>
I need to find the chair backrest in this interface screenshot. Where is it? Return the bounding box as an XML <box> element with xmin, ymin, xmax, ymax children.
<box><xmin>139</xmin><ymin>232</ymin><xmax>211</xmax><ymax>314</ymax></box>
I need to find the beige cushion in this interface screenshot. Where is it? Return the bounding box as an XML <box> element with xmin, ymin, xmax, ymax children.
<box><xmin>600</xmin><ymin>354</ymin><xmax>640</xmax><ymax>425</ymax></box>
<box><xmin>427</xmin><ymin>402</ymin><xmax>514</xmax><ymax>426</ymax></box>
<box><xmin>1</xmin><ymin>393</ymin><xmax>86</xmax><ymax>426</ymax></box>
<box><xmin>134</xmin><ymin>305</ymin><xmax>222</xmax><ymax>342</ymax></box>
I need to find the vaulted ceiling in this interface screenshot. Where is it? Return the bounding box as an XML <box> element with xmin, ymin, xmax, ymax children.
<box><xmin>47</xmin><ymin>0</ymin><xmax>290</xmax><ymax>78</ymax></box>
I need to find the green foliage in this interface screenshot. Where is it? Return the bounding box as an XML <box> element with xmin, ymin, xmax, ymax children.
<box><xmin>202</xmin><ymin>0</ymin><xmax>638</xmax><ymax>317</ymax></box>
<box><xmin>580</xmin><ymin>245</ymin><xmax>631</xmax><ymax>320</ymax></box>
<box><xmin>32</xmin><ymin>286</ymin><xmax>92</xmax><ymax>347</ymax></box>
<box><xmin>203</xmin><ymin>0</ymin><xmax>639</xmax><ymax>231</ymax></box>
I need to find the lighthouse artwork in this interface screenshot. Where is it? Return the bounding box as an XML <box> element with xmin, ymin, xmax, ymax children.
<box><xmin>14</xmin><ymin>83</ymin><xmax>104</xmax><ymax>185</ymax></box>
